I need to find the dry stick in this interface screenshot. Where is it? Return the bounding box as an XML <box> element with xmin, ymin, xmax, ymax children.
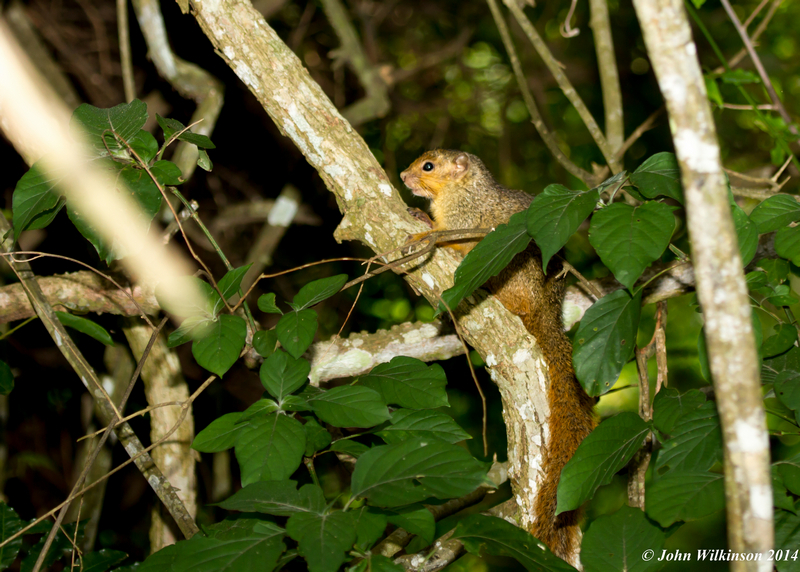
<box><xmin>711</xmin><ymin>0</ymin><xmax>783</xmax><ymax>75</ymax></box>
<box><xmin>486</xmin><ymin>0</ymin><xmax>596</xmax><ymax>187</ymax></box>
<box><xmin>1</xmin><ymin>251</ymin><xmax>156</xmax><ymax>328</ymax></box>
<box><xmin>319</xmin><ymin>0</ymin><xmax>390</xmax><ymax>125</ymax></box>
<box><xmin>719</xmin><ymin>0</ymin><xmax>797</xmax><ymax>136</ymax></box>
<box><xmin>504</xmin><ymin>0</ymin><xmax>622</xmax><ymax>175</ymax></box>
<box><xmin>117</xmin><ymin>0</ymin><xmax>135</xmax><ymax>102</ymax></box>
<box><xmin>0</xmin><ymin>374</ymin><xmax>216</xmax><ymax>552</ymax></box>
<box><xmin>589</xmin><ymin>0</ymin><xmax>624</xmax><ymax>151</ymax></box>
<box><xmin>31</xmin><ymin>317</ymin><xmax>169</xmax><ymax>572</ymax></box>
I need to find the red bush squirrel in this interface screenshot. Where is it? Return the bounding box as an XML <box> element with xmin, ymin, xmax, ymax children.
<box><xmin>401</xmin><ymin>149</ymin><xmax>596</xmax><ymax>561</ymax></box>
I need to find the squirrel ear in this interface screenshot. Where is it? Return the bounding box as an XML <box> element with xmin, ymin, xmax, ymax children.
<box><xmin>453</xmin><ymin>153</ymin><xmax>470</xmax><ymax>178</ymax></box>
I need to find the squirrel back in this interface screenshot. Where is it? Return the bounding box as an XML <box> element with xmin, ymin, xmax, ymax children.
<box><xmin>401</xmin><ymin>149</ymin><xmax>596</xmax><ymax>562</ymax></box>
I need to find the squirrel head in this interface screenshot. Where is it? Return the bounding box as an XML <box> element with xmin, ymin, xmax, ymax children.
<box><xmin>400</xmin><ymin>150</ymin><xmax>476</xmax><ymax>199</ymax></box>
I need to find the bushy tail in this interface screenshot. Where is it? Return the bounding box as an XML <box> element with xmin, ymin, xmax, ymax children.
<box><xmin>523</xmin><ymin>298</ymin><xmax>596</xmax><ymax>562</ymax></box>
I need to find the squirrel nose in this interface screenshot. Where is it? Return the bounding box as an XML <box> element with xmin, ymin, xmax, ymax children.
<box><xmin>400</xmin><ymin>170</ymin><xmax>408</xmax><ymax>182</ymax></box>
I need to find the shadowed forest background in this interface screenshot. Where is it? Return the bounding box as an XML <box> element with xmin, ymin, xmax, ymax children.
<box><xmin>1</xmin><ymin>0</ymin><xmax>799</xmax><ymax>570</ymax></box>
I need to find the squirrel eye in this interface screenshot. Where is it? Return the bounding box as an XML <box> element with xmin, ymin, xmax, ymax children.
<box><xmin>422</xmin><ymin>162</ymin><xmax>434</xmax><ymax>172</ymax></box>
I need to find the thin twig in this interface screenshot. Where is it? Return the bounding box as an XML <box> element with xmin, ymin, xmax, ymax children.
<box><xmin>117</xmin><ymin>0</ymin><xmax>135</xmax><ymax>102</ymax></box>
<box><xmin>589</xmin><ymin>0</ymin><xmax>624</xmax><ymax>151</ymax></box>
<box><xmin>711</xmin><ymin>0</ymin><xmax>783</xmax><ymax>74</ymax></box>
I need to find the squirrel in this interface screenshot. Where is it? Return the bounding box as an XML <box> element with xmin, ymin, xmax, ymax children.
<box><xmin>400</xmin><ymin>149</ymin><xmax>596</xmax><ymax>562</ymax></box>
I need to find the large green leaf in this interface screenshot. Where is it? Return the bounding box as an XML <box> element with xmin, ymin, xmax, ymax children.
<box><xmin>150</xmin><ymin>160</ymin><xmax>184</xmax><ymax>186</ymax></box>
<box><xmin>218</xmin><ymin>264</ymin><xmax>253</xmax><ymax>301</ymax></box>
<box><xmin>526</xmin><ymin>185</ymin><xmax>599</xmax><ymax>271</ymax></box>
<box><xmin>235</xmin><ymin>412</ymin><xmax>306</xmax><ymax>485</ymax></box>
<box><xmin>775</xmin><ymin>371</ymin><xmax>800</xmax><ymax>411</ymax></box>
<box><xmin>763</xmin><ymin>346</ymin><xmax>800</xmax><ymax>385</ymax></box>
<box><xmin>655</xmin><ymin>402</ymin><xmax>722</xmax><ymax>474</ymax></box>
<box><xmin>81</xmin><ymin>549</ymin><xmax>128</xmax><ymax>572</ymax></box>
<box><xmin>308</xmin><ymin>386</ymin><xmax>390</xmax><ymax>428</ymax></box>
<box><xmin>276</xmin><ymin>309</ymin><xmax>317</xmax><ymax>358</ymax></box>
<box><xmin>286</xmin><ymin>511</ymin><xmax>356</xmax><ymax>572</ymax></box>
<box><xmin>289</xmin><ymin>274</ymin><xmax>348</xmax><ymax>311</ymax></box>
<box><xmin>301</xmin><ymin>417</ymin><xmax>332</xmax><ymax>456</ymax></box>
<box><xmin>573</xmin><ymin>289</ymin><xmax>642</xmax><ymax>396</ymax></box>
<box><xmin>0</xmin><ymin>502</ymin><xmax>24</xmax><ymax>569</ymax></box>
<box><xmin>764</xmin><ymin>324</ymin><xmax>799</xmax><ymax>359</ymax></box>
<box><xmin>732</xmin><ymin>204</ymin><xmax>758</xmax><ymax>266</ymax></box>
<box><xmin>192</xmin><ymin>412</ymin><xmax>243</xmax><ymax>453</ymax></box>
<box><xmin>191</xmin><ymin>315</ymin><xmax>247</xmax><ymax>377</ymax></box>
<box><xmin>55</xmin><ymin>311</ymin><xmax>114</xmax><ymax>346</ymax></box>
<box><xmin>350</xmin><ymin>438</ymin><xmax>489</xmax><ymax>507</ymax></box>
<box><xmin>556</xmin><ymin>413</ymin><xmax>650</xmax><ymax>514</ymax></box>
<box><xmin>652</xmin><ymin>388</ymin><xmax>706</xmax><ymax>434</ymax></box>
<box><xmin>371</xmin><ymin>505</ymin><xmax>435</xmax><ymax>544</ymax></box>
<box><xmin>138</xmin><ymin>518</ymin><xmax>285</xmax><ymax>572</ymax></box>
<box><xmin>259</xmin><ymin>350</ymin><xmax>310</xmax><ymax>401</ymax></box>
<box><xmin>588</xmin><ymin>201</ymin><xmax>676</xmax><ymax>290</ymax></box>
<box><xmin>359</xmin><ymin>357</ymin><xmax>448</xmax><ymax>409</ymax></box>
<box><xmin>776</xmin><ymin>225</ymin><xmax>800</xmax><ymax>266</ymax></box>
<box><xmin>377</xmin><ymin>409</ymin><xmax>471</xmax><ymax>444</ymax></box>
<box><xmin>129</xmin><ymin>129</ymin><xmax>158</xmax><ymax>163</ymax></box>
<box><xmin>580</xmin><ymin>505</ymin><xmax>665</xmax><ymax>572</ymax></box>
<box><xmin>71</xmin><ymin>100</ymin><xmax>148</xmax><ymax>157</ymax></box>
<box><xmin>629</xmin><ymin>152</ymin><xmax>683</xmax><ymax>203</ymax></box>
<box><xmin>217</xmin><ymin>481</ymin><xmax>326</xmax><ymax>516</ymax></box>
<box><xmin>774</xmin><ymin>509</ymin><xmax>800</xmax><ymax>572</ymax></box>
<box><xmin>438</xmin><ymin>210</ymin><xmax>531</xmax><ymax>314</ymax></box>
<box><xmin>645</xmin><ymin>471</ymin><xmax>725</xmax><ymax>527</ymax></box>
<box><xmin>749</xmin><ymin>195</ymin><xmax>800</xmax><ymax>234</ymax></box>
<box><xmin>156</xmin><ymin>276</ymin><xmax>220</xmax><ymax>319</ymax></box>
<box><xmin>451</xmin><ymin>514</ymin><xmax>576</xmax><ymax>572</ymax></box>
<box><xmin>11</xmin><ymin>162</ymin><xmax>64</xmax><ymax>238</ymax></box>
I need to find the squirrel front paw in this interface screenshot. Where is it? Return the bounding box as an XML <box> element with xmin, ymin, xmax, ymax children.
<box><xmin>407</xmin><ymin>207</ymin><xmax>434</xmax><ymax>229</ymax></box>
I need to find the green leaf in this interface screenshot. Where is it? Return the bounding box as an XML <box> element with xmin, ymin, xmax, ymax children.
<box><xmin>359</xmin><ymin>357</ymin><xmax>449</xmax><ymax>409</ymax></box>
<box><xmin>749</xmin><ymin>195</ymin><xmax>800</xmax><ymax>234</ymax></box>
<box><xmin>289</xmin><ymin>274</ymin><xmax>348</xmax><ymax>311</ymax></box>
<box><xmin>556</xmin><ymin>413</ymin><xmax>650</xmax><ymax>514</ymax></box>
<box><xmin>71</xmin><ymin>100</ymin><xmax>148</xmax><ymax>157</ymax></box>
<box><xmin>438</xmin><ymin>210</ymin><xmax>531</xmax><ymax>314</ymax></box>
<box><xmin>217</xmin><ymin>481</ymin><xmax>325</xmax><ymax>515</ymax></box>
<box><xmin>655</xmin><ymin>402</ymin><xmax>722</xmax><ymax>474</ymax></box>
<box><xmin>451</xmin><ymin>514</ymin><xmax>576</xmax><ymax>572</ymax></box>
<box><xmin>526</xmin><ymin>185</ymin><xmax>599</xmax><ymax>271</ymax></box>
<box><xmin>238</xmin><ymin>399</ymin><xmax>281</xmax><ymax>423</ymax></box>
<box><xmin>81</xmin><ymin>549</ymin><xmax>128</xmax><ymax>572</ymax></box>
<box><xmin>630</xmin><ymin>152</ymin><xmax>683</xmax><ymax>203</ymax></box>
<box><xmin>197</xmin><ymin>149</ymin><xmax>213</xmax><ymax>171</ymax></box>
<box><xmin>253</xmin><ymin>329</ymin><xmax>278</xmax><ymax>358</ymax></box>
<box><xmin>775</xmin><ymin>371</ymin><xmax>800</xmax><ymax>411</ymax></box>
<box><xmin>776</xmin><ymin>225</ymin><xmax>800</xmax><ymax>266</ymax></box>
<box><xmin>301</xmin><ymin>417</ymin><xmax>332</xmax><ymax>456</ymax></box>
<box><xmin>348</xmin><ymin>554</ymin><xmax>403</xmax><ymax>572</ymax></box>
<box><xmin>192</xmin><ymin>315</ymin><xmax>247</xmax><ymax>377</ymax></box>
<box><xmin>775</xmin><ymin>509</ymin><xmax>800</xmax><ymax>572</ymax></box>
<box><xmin>645</xmin><ymin>471</ymin><xmax>724</xmax><ymax>527</ymax></box>
<box><xmin>350</xmin><ymin>438</ymin><xmax>489</xmax><ymax>507</ymax></box>
<box><xmin>377</xmin><ymin>409</ymin><xmax>470</xmax><ymax>444</ymax></box>
<box><xmin>156</xmin><ymin>114</ymin><xmax>216</xmax><ymax>149</ymax></box>
<box><xmin>763</xmin><ymin>346</ymin><xmax>800</xmax><ymax>385</ymax></box>
<box><xmin>12</xmin><ymin>162</ymin><xmax>64</xmax><ymax>237</ymax></box>
<box><xmin>192</xmin><ymin>412</ymin><xmax>243</xmax><ymax>453</ymax></box>
<box><xmin>354</xmin><ymin>507</ymin><xmax>387</xmax><ymax>551</ymax></box>
<box><xmin>373</xmin><ymin>505</ymin><xmax>435</xmax><ymax>544</ymax></box>
<box><xmin>588</xmin><ymin>201</ymin><xmax>676</xmax><ymax>290</ymax></box>
<box><xmin>581</xmin><ymin>505</ymin><xmax>665</xmax><ymax>572</ymax></box>
<box><xmin>235</xmin><ymin>412</ymin><xmax>306</xmax><ymax>485</ymax></box>
<box><xmin>260</xmin><ymin>350</ymin><xmax>310</xmax><ymax>401</ymax></box>
<box><xmin>167</xmin><ymin>316</ymin><xmax>214</xmax><ymax>348</ymax></box>
<box><xmin>129</xmin><ymin>130</ymin><xmax>158</xmax><ymax>163</ymax></box>
<box><xmin>732</xmin><ymin>205</ymin><xmax>758</xmax><ymax>266</ymax></box>
<box><xmin>0</xmin><ymin>502</ymin><xmax>24</xmax><ymax>569</ymax></box>
<box><xmin>218</xmin><ymin>264</ymin><xmax>253</xmax><ymax>301</ymax></box>
<box><xmin>330</xmin><ymin>439</ymin><xmax>370</xmax><ymax>458</ymax></box>
<box><xmin>0</xmin><ymin>361</ymin><xmax>14</xmax><ymax>395</ymax></box>
<box><xmin>764</xmin><ymin>325</ymin><xmax>799</xmax><ymax>359</ymax></box>
<box><xmin>276</xmin><ymin>309</ymin><xmax>317</xmax><ymax>358</ymax></box>
<box><xmin>286</xmin><ymin>511</ymin><xmax>356</xmax><ymax>572</ymax></box>
<box><xmin>258</xmin><ymin>293</ymin><xmax>283</xmax><ymax>314</ymax></box>
<box><xmin>54</xmin><ymin>311</ymin><xmax>114</xmax><ymax>346</ymax></box>
<box><xmin>308</xmin><ymin>386</ymin><xmax>390</xmax><ymax>428</ymax></box>
<box><xmin>573</xmin><ymin>289</ymin><xmax>642</xmax><ymax>396</ymax></box>
<box><xmin>758</xmin><ymin>258</ymin><xmax>791</xmax><ymax>284</ymax></box>
<box><xmin>652</xmin><ymin>388</ymin><xmax>706</xmax><ymax>434</ymax></box>
<box><xmin>150</xmin><ymin>160</ymin><xmax>184</xmax><ymax>186</ymax></box>
<box><xmin>720</xmin><ymin>69</ymin><xmax>760</xmax><ymax>85</ymax></box>
<box><xmin>138</xmin><ymin>518</ymin><xmax>285</xmax><ymax>572</ymax></box>
<box><xmin>704</xmin><ymin>75</ymin><xmax>723</xmax><ymax>107</ymax></box>
<box><xmin>689</xmin><ymin>0</ymin><xmax>706</xmax><ymax>8</ymax></box>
